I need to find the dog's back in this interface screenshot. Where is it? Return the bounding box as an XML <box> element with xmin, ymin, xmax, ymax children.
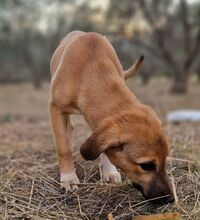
<box><xmin>50</xmin><ymin>31</ymin><xmax>125</xmax><ymax>113</ymax></box>
<box><xmin>50</xmin><ymin>31</ymin><xmax>123</xmax><ymax>78</ymax></box>
<box><xmin>50</xmin><ymin>31</ymin><xmax>141</xmax><ymax>123</ymax></box>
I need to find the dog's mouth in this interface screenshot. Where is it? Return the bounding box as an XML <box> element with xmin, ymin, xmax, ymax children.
<box><xmin>132</xmin><ymin>182</ymin><xmax>145</xmax><ymax>197</ymax></box>
<box><xmin>132</xmin><ymin>182</ymin><xmax>174</xmax><ymax>204</ymax></box>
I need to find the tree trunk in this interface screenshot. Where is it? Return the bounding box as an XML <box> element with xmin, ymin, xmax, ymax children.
<box><xmin>31</xmin><ymin>68</ymin><xmax>42</xmax><ymax>90</ymax></box>
<box><xmin>141</xmin><ymin>74</ymin><xmax>151</xmax><ymax>85</ymax></box>
<box><xmin>33</xmin><ymin>76</ymin><xmax>42</xmax><ymax>89</ymax></box>
<box><xmin>170</xmin><ymin>72</ymin><xmax>188</xmax><ymax>94</ymax></box>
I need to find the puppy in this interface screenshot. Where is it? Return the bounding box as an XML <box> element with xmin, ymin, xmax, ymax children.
<box><xmin>49</xmin><ymin>31</ymin><xmax>174</xmax><ymax>204</ymax></box>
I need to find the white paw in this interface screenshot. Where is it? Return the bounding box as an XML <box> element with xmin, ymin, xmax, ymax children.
<box><xmin>101</xmin><ymin>167</ymin><xmax>122</xmax><ymax>183</ymax></box>
<box><xmin>60</xmin><ymin>172</ymin><xmax>80</xmax><ymax>192</ymax></box>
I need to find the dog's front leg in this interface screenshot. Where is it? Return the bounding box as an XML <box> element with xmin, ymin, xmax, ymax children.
<box><xmin>100</xmin><ymin>154</ymin><xmax>121</xmax><ymax>183</ymax></box>
<box><xmin>49</xmin><ymin>105</ymin><xmax>79</xmax><ymax>191</ymax></box>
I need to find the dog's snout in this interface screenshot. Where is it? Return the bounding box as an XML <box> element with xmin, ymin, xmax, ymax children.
<box><xmin>157</xmin><ymin>191</ymin><xmax>175</xmax><ymax>204</ymax></box>
<box><xmin>132</xmin><ymin>182</ymin><xmax>175</xmax><ymax>204</ymax></box>
<box><xmin>143</xmin><ymin>173</ymin><xmax>175</xmax><ymax>204</ymax></box>
<box><xmin>146</xmin><ymin>191</ymin><xmax>175</xmax><ymax>204</ymax></box>
<box><xmin>152</xmin><ymin>195</ymin><xmax>174</xmax><ymax>204</ymax></box>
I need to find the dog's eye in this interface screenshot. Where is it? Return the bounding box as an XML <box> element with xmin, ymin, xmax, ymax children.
<box><xmin>138</xmin><ymin>162</ymin><xmax>156</xmax><ymax>171</ymax></box>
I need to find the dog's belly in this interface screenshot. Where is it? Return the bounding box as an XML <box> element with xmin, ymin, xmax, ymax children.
<box><xmin>65</xmin><ymin>107</ymin><xmax>80</xmax><ymax>114</ymax></box>
<box><xmin>55</xmin><ymin>99</ymin><xmax>81</xmax><ymax>115</ymax></box>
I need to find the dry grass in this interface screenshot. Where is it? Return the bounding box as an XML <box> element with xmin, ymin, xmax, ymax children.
<box><xmin>0</xmin><ymin>79</ymin><xmax>200</xmax><ymax>219</ymax></box>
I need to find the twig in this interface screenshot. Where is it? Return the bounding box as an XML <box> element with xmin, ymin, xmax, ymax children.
<box><xmin>170</xmin><ymin>162</ymin><xmax>178</xmax><ymax>203</ymax></box>
<box><xmin>187</xmin><ymin>192</ymin><xmax>200</xmax><ymax>220</ymax></box>
<box><xmin>167</xmin><ymin>156</ymin><xmax>195</xmax><ymax>164</ymax></box>
<box><xmin>108</xmin><ymin>213</ymin><xmax>113</xmax><ymax>220</ymax></box>
<box><xmin>76</xmin><ymin>193</ymin><xmax>89</xmax><ymax>220</ymax></box>
<box><xmin>28</xmin><ymin>179</ymin><xmax>35</xmax><ymax>208</ymax></box>
<box><xmin>4</xmin><ymin>196</ymin><xmax>8</xmax><ymax>220</ymax></box>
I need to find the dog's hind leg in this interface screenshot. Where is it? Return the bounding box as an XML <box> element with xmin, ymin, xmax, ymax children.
<box><xmin>100</xmin><ymin>153</ymin><xmax>121</xmax><ymax>183</ymax></box>
<box><xmin>49</xmin><ymin>104</ymin><xmax>79</xmax><ymax>191</ymax></box>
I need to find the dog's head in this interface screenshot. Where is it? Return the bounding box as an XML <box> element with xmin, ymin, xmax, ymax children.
<box><xmin>80</xmin><ymin>105</ymin><xmax>174</xmax><ymax>204</ymax></box>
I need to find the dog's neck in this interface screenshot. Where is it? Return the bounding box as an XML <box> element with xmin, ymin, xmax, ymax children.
<box><xmin>80</xmin><ymin>77</ymin><xmax>140</xmax><ymax>130</ymax></box>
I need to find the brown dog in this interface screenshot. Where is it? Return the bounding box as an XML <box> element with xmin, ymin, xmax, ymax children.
<box><xmin>49</xmin><ymin>31</ymin><xmax>174</xmax><ymax>204</ymax></box>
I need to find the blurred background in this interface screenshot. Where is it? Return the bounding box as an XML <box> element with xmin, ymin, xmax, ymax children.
<box><xmin>0</xmin><ymin>0</ymin><xmax>200</xmax><ymax>93</ymax></box>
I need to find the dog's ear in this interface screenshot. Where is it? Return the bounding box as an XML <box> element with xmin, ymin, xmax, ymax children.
<box><xmin>80</xmin><ymin>119</ymin><xmax>125</xmax><ymax>160</ymax></box>
<box><xmin>80</xmin><ymin>131</ymin><xmax>104</xmax><ymax>160</ymax></box>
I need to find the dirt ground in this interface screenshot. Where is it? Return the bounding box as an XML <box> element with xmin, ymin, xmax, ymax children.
<box><xmin>0</xmin><ymin>79</ymin><xmax>199</xmax><ymax>220</ymax></box>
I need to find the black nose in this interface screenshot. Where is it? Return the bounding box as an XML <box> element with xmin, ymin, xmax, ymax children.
<box><xmin>149</xmin><ymin>194</ymin><xmax>175</xmax><ymax>204</ymax></box>
<box><xmin>157</xmin><ymin>194</ymin><xmax>175</xmax><ymax>204</ymax></box>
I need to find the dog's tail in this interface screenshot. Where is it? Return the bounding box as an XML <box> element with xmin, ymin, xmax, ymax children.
<box><xmin>124</xmin><ymin>55</ymin><xmax>144</xmax><ymax>80</ymax></box>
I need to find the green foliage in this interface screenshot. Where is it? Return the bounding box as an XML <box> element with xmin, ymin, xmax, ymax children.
<box><xmin>0</xmin><ymin>113</ymin><xmax>12</xmax><ymax>124</ymax></box>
